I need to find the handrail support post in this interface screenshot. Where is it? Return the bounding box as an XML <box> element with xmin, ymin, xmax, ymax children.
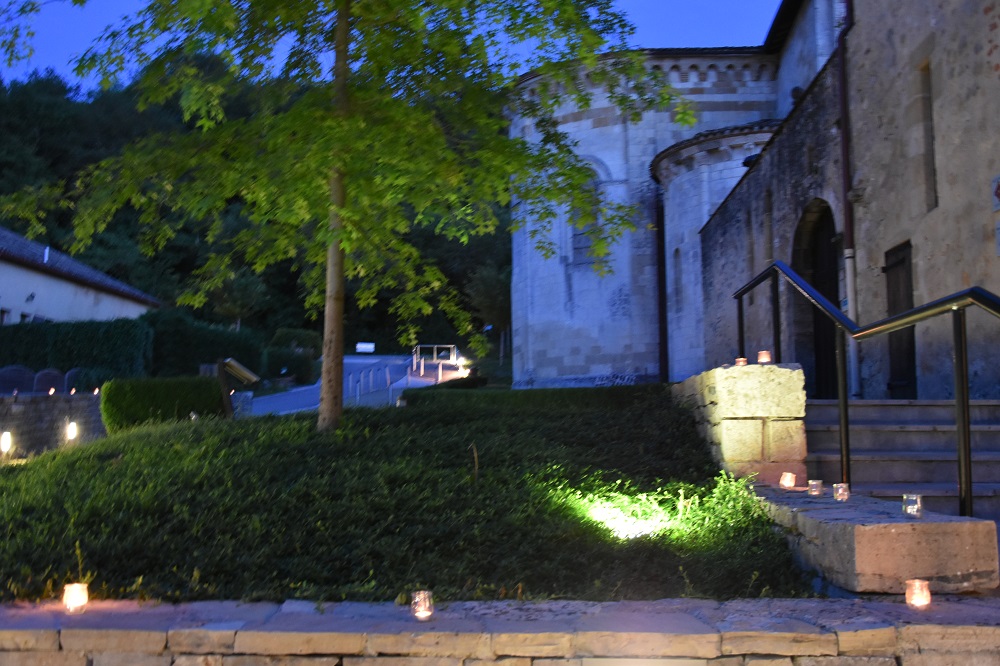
<box><xmin>835</xmin><ymin>328</ymin><xmax>851</xmax><ymax>485</ymax></box>
<box><xmin>953</xmin><ymin>307</ymin><xmax>973</xmax><ymax>517</ymax></box>
<box><xmin>771</xmin><ymin>273</ymin><xmax>782</xmax><ymax>362</ymax></box>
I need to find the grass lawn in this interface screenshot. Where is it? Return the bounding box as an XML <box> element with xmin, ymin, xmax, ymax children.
<box><xmin>0</xmin><ymin>385</ymin><xmax>808</xmax><ymax>602</ymax></box>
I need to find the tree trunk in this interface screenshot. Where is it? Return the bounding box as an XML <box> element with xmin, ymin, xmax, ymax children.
<box><xmin>317</xmin><ymin>0</ymin><xmax>352</xmax><ymax>432</ymax></box>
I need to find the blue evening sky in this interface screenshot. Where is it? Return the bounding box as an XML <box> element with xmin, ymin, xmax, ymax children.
<box><xmin>2</xmin><ymin>1</ymin><xmax>783</xmax><ymax>90</ymax></box>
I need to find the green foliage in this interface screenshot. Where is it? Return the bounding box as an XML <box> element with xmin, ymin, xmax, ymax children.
<box><xmin>100</xmin><ymin>376</ymin><xmax>225</xmax><ymax>433</ymax></box>
<box><xmin>141</xmin><ymin>309</ymin><xmax>261</xmax><ymax>377</ymax></box>
<box><xmin>0</xmin><ymin>318</ymin><xmax>151</xmax><ymax>377</ymax></box>
<box><xmin>262</xmin><ymin>347</ymin><xmax>316</xmax><ymax>384</ymax></box>
<box><xmin>0</xmin><ymin>385</ymin><xmax>807</xmax><ymax>602</ymax></box>
<box><xmin>270</xmin><ymin>328</ymin><xmax>322</xmax><ymax>359</ymax></box>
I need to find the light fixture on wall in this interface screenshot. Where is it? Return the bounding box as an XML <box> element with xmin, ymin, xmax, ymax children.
<box><xmin>0</xmin><ymin>431</ymin><xmax>11</xmax><ymax>455</ymax></box>
<box><xmin>66</xmin><ymin>421</ymin><xmax>79</xmax><ymax>441</ymax></box>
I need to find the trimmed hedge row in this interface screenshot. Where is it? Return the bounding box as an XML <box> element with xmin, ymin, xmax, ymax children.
<box><xmin>141</xmin><ymin>310</ymin><xmax>262</xmax><ymax>377</ymax></box>
<box><xmin>100</xmin><ymin>376</ymin><xmax>226</xmax><ymax>433</ymax></box>
<box><xmin>0</xmin><ymin>319</ymin><xmax>151</xmax><ymax>378</ymax></box>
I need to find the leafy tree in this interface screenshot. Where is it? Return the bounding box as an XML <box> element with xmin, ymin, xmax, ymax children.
<box><xmin>1</xmin><ymin>0</ymin><xmax>689</xmax><ymax>431</ymax></box>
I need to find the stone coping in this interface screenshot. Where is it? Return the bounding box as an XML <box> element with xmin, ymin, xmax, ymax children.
<box><xmin>5</xmin><ymin>596</ymin><xmax>1000</xmax><ymax>661</ymax></box>
<box><xmin>756</xmin><ymin>484</ymin><xmax>1000</xmax><ymax>594</ymax></box>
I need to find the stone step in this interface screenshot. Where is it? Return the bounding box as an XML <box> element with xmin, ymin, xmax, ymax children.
<box><xmin>807</xmin><ymin>449</ymin><xmax>1000</xmax><ymax>485</ymax></box>
<box><xmin>806</xmin><ymin>423</ymin><xmax>1000</xmax><ymax>451</ymax></box>
<box><xmin>806</xmin><ymin>399</ymin><xmax>1000</xmax><ymax>425</ymax></box>
<box><xmin>847</xmin><ymin>482</ymin><xmax>1000</xmax><ymax>519</ymax></box>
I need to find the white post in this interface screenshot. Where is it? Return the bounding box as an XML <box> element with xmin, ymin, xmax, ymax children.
<box><xmin>437</xmin><ymin>362</ymin><xmax>443</xmax><ymax>383</ymax></box>
<box><xmin>420</xmin><ymin>358</ymin><xmax>425</xmax><ymax>376</ymax></box>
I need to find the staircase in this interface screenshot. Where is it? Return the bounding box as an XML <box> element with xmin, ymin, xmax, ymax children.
<box><xmin>805</xmin><ymin>399</ymin><xmax>1000</xmax><ymax>519</ymax></box>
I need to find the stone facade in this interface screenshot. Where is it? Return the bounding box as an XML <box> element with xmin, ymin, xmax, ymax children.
<box><xmin>0</xmin><ymin>394</ymin><xmax>105</xmax><ymax>457</ymax></box>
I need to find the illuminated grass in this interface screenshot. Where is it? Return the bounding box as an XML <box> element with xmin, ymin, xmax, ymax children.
<box><xmin>557</xmin><ymin>486</ymin><xmax>681</xmax><ymax>539</ymax></box>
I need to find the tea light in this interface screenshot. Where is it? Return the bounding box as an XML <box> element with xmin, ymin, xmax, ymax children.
<box><xmin>734</xmin><ymin>357</ymin><xmax>748</xmax><ymax>366</ymax></box>
<box><xmin>906</xmin><ymin>578</ymin><xmax>931</xmax><ymax>608</ymax></box>
<box><xmin>833</xmin><ymin>483</ymin><xmax>850</xmax><ymax>502</ymax></box>
<box><xmin>902</xmin><ymin>493</ymin><xmax>923</xmax><ymax>518</ymax></box>
<box><xmin>779</xmin><ymin>472</ymin><xmax>796</xmax><ymax>489</ymax></box>
<box><xmin>411</xmin><ymin>590</ymin><xmax>433</xmax><ymax>621</ymax></box>
<box><xmin>807</xmin><ymin>479</ymin><xmax>823</xmax><ymax>496</ymax></box>
<box><xmin>63</xmin><ymin>583</ymin><xmax>89</xmax><ymax>614</ymax></box>
<box><xmin>757</xmin><ymin>350</ymin><xmax>772</xmax><ymax>364</ymax></box>
<box><xmin>0</xmin><ymin>431</ymin><xmax>10</xmax><ymax>454</ymax></box>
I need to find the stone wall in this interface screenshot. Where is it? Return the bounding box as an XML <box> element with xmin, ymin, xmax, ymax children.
<box><xmin>7</xmin><ymin>596</ymin><xmax>1000</xmax><ymax>665</ymax></box>
<box><xmin>845</xmin><ymin>0</ymin><xmax>1000</xmax><ymax>399</ymax></box>
<box><xmin>700</xmin><ymin>56</ymin><xmax>845</xmax><ymax>394</ymax></box>
<box><xmin>671</xmin><ymin>363</ymin><xmax>807</xmax><ymax>486</ymax></box>
<box><xmin>0</xmin><ymin>394</ymin><xmax>105</xmax><ymax>457</ymax></box>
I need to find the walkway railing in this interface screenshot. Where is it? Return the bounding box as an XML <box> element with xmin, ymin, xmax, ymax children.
<box><xmin>734</xmin><ymin>259</ymin><xmax>1000</xmax><ymax>516</ymax></box>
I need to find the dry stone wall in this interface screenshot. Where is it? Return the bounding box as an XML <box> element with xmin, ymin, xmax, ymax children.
<box><xmin>0</xmin><ymin>394</ymin><xmax>104</xmax><ymax>457</ymax></box>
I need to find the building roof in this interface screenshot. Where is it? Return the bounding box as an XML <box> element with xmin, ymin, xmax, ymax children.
<box><xmin>0</xmin><ymin>226</ymin><xmax>161</xmax><ymax>307</ymax></box>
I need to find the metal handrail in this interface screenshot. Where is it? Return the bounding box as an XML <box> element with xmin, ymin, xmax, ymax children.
<box><xmin>734</xmin><ymin>260</ymin><xmax>1000</xmax><ymax>516</ymax></box>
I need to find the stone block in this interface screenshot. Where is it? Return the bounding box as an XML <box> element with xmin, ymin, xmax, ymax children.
<box><xmin>0</xmin><ymin>653</ymin><xmax>88</xmax><ymax>666</ymax></box>
<box><xmin>764</xmin><ymin>420</ymin><xmax>806</xmax><ymax>462</ymax></box>
<box><xmin>795</xmin><ymin>655</ymin><xmax>897</xmax><ymax>666</ymax></box>
<box><xmin>60</xmin><ymin>629</ymin><xmax>166</xmax><ymax>654</ymax></box>
<box><xmin>224</xmin><ymin>658</ymin><xmax>342</xmax><ymax>666</ymax></box>
<box><xmin>233</xmin><ymin>629</ymin><xmax>365</xmax><ymax>656</ymax></box>
<box><xmin>532</xmin><ymin>660</ymin><xmax>581</xmax><ymax>666</ymax></box>
<box><xmin>718</xmin><ymin>616</ymin><xmax>837</xmax><ymax>656</ymax></box>
<box><xmin>367</xmin><ymin>632</ymin><xmax>490</xmax><ymax>658</ymax></box>
<box><xmin>743</xmin><ymin>658</ymin><xmax>791</xmax><ymax>665</ymax></box>
<box><xmin>91</xmin><ymin>654</ymin><xmax>172</xmax><ymax>666</ymax></box>
<box><xmin>898</xmin><ymin>624</ymin><xmax>1000</xmax><ymax>653</ymax></box>
<box><xmin>491</xmin><ymin>631</ymin><xmax>572</xmax><ymax>658</ymax></box>
<box><xmin>465</xmin><ymin>659</ymin><xmax>531</xmax><ymax>666</ymax></box>
<box><xmin>0</xmin><ymin>629</ymin><xmax>59</xmax><ymax>651</ymax></box>
<box><xmin>702</xmin><ymin>365</ymin><xmax>806</xmax><ymax>420</ymax></box>
<box><xmin>344</xmin><ymin>658</ymin><xmax>463</xmax><ymax>666</ymax></box>
<box><xmin>169</xmin><ymin>622</ymin><xmax>244</xmax><ymax>654</ymax></box>
<box><xmin>834</xmin><ymin>626</ymin><xmax>898</xmax><ymax>656</ymax></box>
<box><xmin>716</xmin><ymin>420</ymin><xmax>764</xmax><ymax>462</ymax></box>
<box><xmin>174</xmin><ymin>657</ymin><xmax>224</xmax><ymax>666</ymax></box>
<box><xmin>580</xmin><ymin>659</ymin><xmax>711</xmax><ymax>666</ymax></box>
<box><xmin>897</xmin><ymin>655</ymin><xmax>1000</xmax><ymax>666</ymax></box>
<box><xmin>574</xmin><ymin>612</ymin><xmax>720</xmax><ymax>658</ymax></box>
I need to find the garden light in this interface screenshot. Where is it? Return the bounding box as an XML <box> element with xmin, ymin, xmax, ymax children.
<box><xmin>906</xmin><ymin>579</ymin><xmax>931</xmax><ymax>608</ymax></box>
<box><xmin>411</xmin><ymin>590</ymin><xmax>433</xmax><ymax>621</ymax></box>
<box><xmin>63</xmin><ymin>583</ymin><xmax>88</xmax><ymax>614</ymax></box>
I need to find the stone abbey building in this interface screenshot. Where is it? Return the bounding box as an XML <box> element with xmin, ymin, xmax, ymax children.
<box><xmin>512</xmin><ymin>0</ymin><xmax>1000</xmax><ymax>400</ymax></box>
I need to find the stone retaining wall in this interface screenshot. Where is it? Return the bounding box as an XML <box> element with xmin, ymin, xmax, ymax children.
<box><xmin>5</xmin><ymin>597</ymin><xmax>1000</xmax><ymax>665</ymax></box>
<box><xmin>0</xmin><ymin>394</ymin><xmax>105</xmax><ymax>457</ymax></box>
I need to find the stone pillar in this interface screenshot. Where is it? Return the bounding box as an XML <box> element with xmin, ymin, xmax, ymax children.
<box><xmin>671</xmin><ymin>363</ymin><xmax>806</xmax><ymax>485</ymax></box>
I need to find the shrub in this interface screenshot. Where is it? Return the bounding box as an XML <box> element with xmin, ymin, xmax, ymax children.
<box><xmin>142</xmin><ymin>309</ymin><xmax>261</xmax><ymax>377</ymax></box>
<box><xmin>262</xmin><ymin>347</ymin><xmax>316</xmax><ymax>384</ymax></box>
<box><xmin>100</xmin><ymin>376</ymin><xmax>226</xmax><ymax>433</ymax></box>
<box><xmin>270</xmin><ymin>328</ymin><xmax>322</xmax><ymax>359</ymax></box>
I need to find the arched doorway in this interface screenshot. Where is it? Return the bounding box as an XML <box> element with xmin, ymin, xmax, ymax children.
<box><xmin>791</xmin><ymin>200</ymin><xmax>841</xmax><ymax>398</ymax></box>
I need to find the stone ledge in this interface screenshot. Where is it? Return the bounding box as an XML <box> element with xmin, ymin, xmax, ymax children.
<box><xmin>756</xmin><ymin>485</ymin><xmax>1000</xmax><ymax>593</ymax></box>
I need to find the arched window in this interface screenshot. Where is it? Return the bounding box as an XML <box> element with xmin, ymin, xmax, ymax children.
<box><xmin>571</xmin><ymin>171</ymin><xmax>600</xmax><ymax>265</ymax></box>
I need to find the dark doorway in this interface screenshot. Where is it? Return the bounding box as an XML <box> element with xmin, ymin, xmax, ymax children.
<box><xmin>884</xmin><ymin>241</ymin><xmax>917</xmax><ymax>399</ymax></box>
<box><xmin>791</xmin><ymin>200</ymin><xmax>841</xmax><ymax>398</ymax></box>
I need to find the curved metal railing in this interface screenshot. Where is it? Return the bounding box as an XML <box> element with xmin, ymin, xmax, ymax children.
<box><xmin>734</xmin><ymin>259</ymin><xmax>1000</xmax><ymax>516</ymax></box>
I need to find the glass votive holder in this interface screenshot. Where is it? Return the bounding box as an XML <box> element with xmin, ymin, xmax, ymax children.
<box><xmin>757</xmin><ymin>350</ymin><xmax>772</xmax><ymax>364</ymax></box>
<box><xmin>411</xmin><ymin>590</ymin><xmax>434</xmax><ymax>621</ymax></box>
<box><xmin>906</xmin><ymin>578</ymin><xmax>931</xmax><ymax>608</ymax></box>
<box><xmin>63</xmin><ymin>583</ymin><xmax>89</xmax><ymax>614</ymax></box>
<box><xmin>833</xmin><ymin>483</ymin><xmax>850</xmax><ymax>502</ymax></box>
<box><xmin>779</xmin><ymin>471</ymin><xmax>796</xmax><ymax>489</ymax></box>
<box><xmin>807</xmin><ymin>479</ymin><xmax>823</xmax><ymax>496</ymax></box>
<box><xmin>734</xmin><ymin>357</ymin><xmax>748</xmax><ymax>366</ymax></box>
<box><xmin>902</xmin><ymin>493</ymin><xmax>923</xmax><ymax>518</ymax></box>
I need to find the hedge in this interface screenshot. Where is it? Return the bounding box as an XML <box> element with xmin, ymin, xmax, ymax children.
<box><xmin>269</xmin><ymin>328</ymin><xmax>322</xmax><ymax>359</ymax></box>
<box><xmin>100</xmin><ymin>376</ymin><xmax>227</xmax><ymax>433</ymax></box>
<box><xmin>141</xmin><ymin>309</ymin><xmax>262</xmax><ymax>377</ymax></box>
<box><xmin>0</xmin><ymin>319</ymin><xmax>151</xmax><ymax>378</ymax></box>
<box><xmin>262</xmin><ymin>347</ymin><xmax>316</xmax><ymax>383</ymax></box>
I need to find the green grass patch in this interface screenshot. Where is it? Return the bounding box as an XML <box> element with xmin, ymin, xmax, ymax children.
<box><xmin>0</xmin><ymin>385</ymin><xmax>807</xmax><ymax>602</ymax></box>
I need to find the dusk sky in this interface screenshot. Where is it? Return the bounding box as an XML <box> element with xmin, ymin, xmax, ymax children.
<box><xmin>2</xmin><ymin>1</ymin><xmax>783</xmax><ymax>89</ymax></box>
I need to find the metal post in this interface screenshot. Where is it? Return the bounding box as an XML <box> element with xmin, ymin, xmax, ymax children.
<box><xmin>737</xmin><ymin>296</ymin><xmax>746</xmax><ymax>359</ymax></box>
<box><xmin>771</xmin><ymin>272</ymin><xmax>782</xmax><ymax>363</ymax></box>
<box><xmin>835</xmin><ymin>328</ymin><xmax>851</xmax><ymax>485</ymax></box>
<box><xmin>953</xmin><ymin>307</ymin><xmax>973</xmax><ymax>517</ymax></box>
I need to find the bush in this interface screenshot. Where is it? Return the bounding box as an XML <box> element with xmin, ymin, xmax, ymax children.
<box><xmin>141</xmin><ymin>309</ymin><xmax>261</xmax><ymax>377</ymax></box>
<box><xmin>0</xmin><ymin>319</ymin><xmax>151</xmax><ymax>377</ymax></box>
<box><xmin>269</xmin><ymin>328</ymin><xmax>322</xmax><ymax>359</ymax></box>
<box><xmin>100</xmin><ymin>376</ymin><xmax>226</xmax><ymax>433</ymax></box>
<box><xmin>262</xmin><ymin>347</ymin><xmax>316</xmax><ymax>384</ymax></box>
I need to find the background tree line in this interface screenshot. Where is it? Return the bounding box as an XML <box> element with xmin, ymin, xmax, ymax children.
<box><xmin>0</xmin><ymin>68</ymin><xmax>511</xmax><ymax>357</ymax></box>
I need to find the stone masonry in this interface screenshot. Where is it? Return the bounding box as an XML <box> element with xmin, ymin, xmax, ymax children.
<box><xmin>6</xmin><ymin>596</ymin><xmax>1000</xmax><ymax>665</ymax></box>
<box><xmin>671</xmin><ymin>363</ymin><xmax>807</xmax><ymax>486</ymax></box>
<box><xmin>0</xmin><ymin>393</ymin><xmax>104</xmax><ymax>457</ymax></box>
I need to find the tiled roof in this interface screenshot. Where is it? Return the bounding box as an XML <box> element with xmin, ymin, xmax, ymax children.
<box><xmin>0</xmin><ymin>226</ymin><xmax>161</xmax><ymax>307</ymax></box>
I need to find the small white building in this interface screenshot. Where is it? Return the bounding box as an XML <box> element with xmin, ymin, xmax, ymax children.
<box><xmin>0</xmin><ymin>226</ymin><xmax>159</xmax><ymax>324</ymax></box>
